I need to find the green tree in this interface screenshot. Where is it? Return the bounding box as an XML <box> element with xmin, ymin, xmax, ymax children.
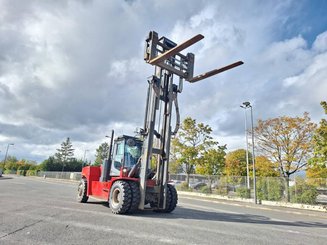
<box><xmin>306</xmin><ymin>165</ymin><xmax>327</xmax><ymax>178</ymax></box>
<box><xmin>196</xmin><ymin>146</ymin><xmax>226</xmax><ymax>192</ymax></box>
<box><xmin>172</xmin><ymin>117</ymin><xmax>216</xmax><ymax>185</ymax></box>
<box><xmin>55</xmin><ymin>137</ymin><xmax>75</xmax><ymax>172</ymax></box>
<box><xmin>196</xmin><ymin>147</ymin><xmax>226</xmax><ymax>176</ymax></box>
<box><xmin>39</xmin><ymin>156</ymin><xmax>83</xmax><ymax>172</ymax></box>
<box><xmin>254</xmin><ymin>113</ymin><xmax>316</xmax><ymax>201</ymax></box>
<box><xmin>3</xmin><ymin>156</ymin><xmax>18</xmax><ymax>170</ymax></box>
<box><xmin>290</xmin><ymin>177</ymin><xmax>318</xmax><ymax>204</ymax></box>
<box><xmin>94</xmin><ymin>142</ymin><xmax>109</xmax><ymax>166</ymax></box>
<box><xmin>225</xmin><ymin>149</ymin><xmax>250</xmax><ymax>177</ymax></box>
<box><xmin>169</xmin><ymin>142</ymin><xmax>183</xmax><ymax>174</ymax></box>
<box><xmin>65</xmin><ymin>158</ymin><xmax>83</xmax><ymax>171</ymax></box>
<box><xmin>39</xmin><ymin>156</ymin><xmax>62</xmax><ymax>171</ymax></box>
<box><xmin>308</xmin><ymin>101</ymin><xmax>327</xmax><ymax>177</ymax></box>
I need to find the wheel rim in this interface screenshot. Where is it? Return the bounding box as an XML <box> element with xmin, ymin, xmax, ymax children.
<box><xmin>111</xmin><ymin>188</ymin><xmax>121</xmax><ymax>208</ymax></box>
<box><xmin>78</xmin><ymin>182</ymin><xmax>83</xmax><ymax>197</ymax></box>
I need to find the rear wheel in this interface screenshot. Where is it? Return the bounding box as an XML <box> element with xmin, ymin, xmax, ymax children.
<box><xmin>152</xmin><ymin>184</ymin><xmax>178</xmax><ymax>213</ymax></box>
<box><xmin>109</xmin><ymin>181</ymin><xmax>132</xmax><ymax>214</ymax></box>
<box><xmin>77</xmin><ymin>178</ymin><xmax>88</xmax><ymax>203</ymax></box>
<box><xmin>128</xmin><ymin>181</ymin><xmax>140</xmax><ymax>213</ymax></box>
<box><xmin>166</xmin><ymin>184</ymin><xmax>178</xmax><ymax>212</ymax></box>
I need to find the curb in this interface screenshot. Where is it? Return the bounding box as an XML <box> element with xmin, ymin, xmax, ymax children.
<box><xmin>177</xmin><ymin>191</ymin><xmax>327</xmax><ymax>213</ymax></box>
<box><xmin>26</xmin><ymin>175</ymin><xmax>80</xmax><ymax>185</ymax></box>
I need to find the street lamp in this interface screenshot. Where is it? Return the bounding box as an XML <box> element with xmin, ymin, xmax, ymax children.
<box><xmin>83</xmin><ymin>149</ymin><xmax>89</xmax><ymax>168</ymax></box>
<box><xmin>241</xmin><ymin>102</ymin><xmax>257</xmax><ymax>204</ymax></box>
<box><xmin>240</xmin><ymin>103</ymin><xmax>250</xmax><ymax>189</ymax></box>
<box><xmin>3</xmin><ymin>143</ymin><xmax>14</xmax><ymax>165</ymax></box>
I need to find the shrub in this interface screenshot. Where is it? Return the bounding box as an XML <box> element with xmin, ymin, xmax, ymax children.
<box><xmin>4</xmin><ymin>169</ymin><xmax>15</xmax><ymax>174</ymax></box>
<box><xmin>213</xmin><ymin>178</ymin><xmax>228</xmax><ymax>196</ymax></box>
<box><xmin>257</xmin><ymin>178</ymin><xmax>284</xmax><ymax>201</ymax></box>
<box><xmin>213</xmin><ymin>186</ymin><xmax>228</xmax><ymax>196</ymax></box>
<box><xmin>26</xmin><ymin>170</ymin><xmax>37</xmax><ymax>176</ymax></box>
<box><xmin>290</xmin><ymin>178</ymin><xmax>318</xmax><ymax>205</ymax></box>
<box><xmin>176</xmin><ymin>182</ymin><xmax>192</xmax><ymax>192</ymax></box>
<box><xmin>236</xmin><ymin>186</ymin><xmax>250</xmax><ymax>198</ymax></box>
<box><xmin>28</xmin><ymin>165</ymin><xmax>38</xmax><ymax>171</ymax></box>
<box><xmin>16</xmin><ymin>170</ymin><xmax>26</xmax><ymax>176</ymax></box>
<box><xmin>257</xmin><ymin>178</ymin><xmax>268</xmax><ymax>200</ymax></box>
<box><xmin>267</xmin><ymin>178</ymin><xmax>284</xmax><ymax>201</ymax></box>
<box><xmin>199</xmin><ymin>185</ymin><xmax>211</xmax><ymax>194</ymax></box>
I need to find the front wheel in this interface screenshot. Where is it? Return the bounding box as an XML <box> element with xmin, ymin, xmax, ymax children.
<box><xmin>152</xmin><ymin>184</ymin><xmax>178</xmax><ymax>213</ymax></box>
<box><xmin>166</xmin><ymin>184</ymin><xmax>178</xmax><ymax>212</ymax></box>
<box><xmin>109</xmin><ymin>181</ymin><xmax>132</xmax><ymax>214</ymax></box>
<box><xmin>128</xmin><ymin>181</ymin><xmax>140</xmax><ymax>213</ymax></box>
<box><xmin>77</xmin><ymin>178</ymin><xmax>88</xmax><ymax>203</ymax></box>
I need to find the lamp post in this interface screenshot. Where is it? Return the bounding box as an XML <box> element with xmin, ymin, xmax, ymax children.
<box><xmin>242</xmin><ymin>102</ymin><xmax>257</xmax><ymax>204</ymax></box>
<box><xmin>83</xmin><ymin>149</ymin><xmax>89</xmax><ymax>168</ymax></box>
<box><xmin>3</xmin><ymin>143</ymin><xmax>14</xmax><ymax>165</ymax></box>
<box><xmin>240</xmin><ymin>104</ymin><xmax>250</xmax><ymax>189</ymax></box>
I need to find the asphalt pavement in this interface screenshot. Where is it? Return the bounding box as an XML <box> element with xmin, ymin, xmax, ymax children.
<box><xmin>0</xmin><ymin>175</ymin><xmax>326</xmax><ymax>245</ymax></box>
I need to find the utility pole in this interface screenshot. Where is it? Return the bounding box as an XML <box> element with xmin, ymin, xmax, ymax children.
<box><xmin>249</xmin><ymin>104</ymin><xmax>257</xmax><ymax>204</ymax></box>
<box><xmin>83</xmin><ymin>149</ymin><xmax>89</xmax><ymax>168</ymax></box>
<box><xmin>3</xmin><ymin>143</ymin><xmax>14</xmax><ymax>165</ymax></box>
<box><xmin>242</xmin><ymin>102</ymin><xmax>257</xmax><ymax>204</ymax></box>
<box><xmin>240</xmin><ymin>104</ymin><xmax>250</xmax><ymax>189</ymax></box>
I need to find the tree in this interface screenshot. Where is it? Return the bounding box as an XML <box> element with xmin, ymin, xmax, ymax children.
<box><xmin>197</xmin><ymin>147</ymin><xmax>226</xmax><ymax>176</ymax></box>
<box><xmin>196</xmin><ymin>146</ymin><xmax>226</xmax><ymax>192</ymax></box>
<box><xmin>94</xmin><ymin>142</ymin><xmax>110</xmax><ymax>166</ymax></box>
<box><xmin>39</xmin><ymin>156</ymin><xmax>62</xmax><ymax>171</ymax></box>
<box><xmin>55</xmin><ymin>137</ymin><xmax>75</xmax><ymax>171</ymax></box>
<box><xmin>3</xmin><ymin>156</ymin><xmax>18</xmax><ymax>170</ymax></box>
<box><xmin>306</xmin><ymin>165</ymin><xmax>327</xmax><ymax>178</ymax></box>
<box><xmin>65</xmin><ymin>158</ymin><xmax>84</xmax><ymax>172</ymax></box>
<box><xmin>255</xmin><ymin>156</ymin><xmax>279</xmax><ymax>177</ymax></box>
<box><xmin>310</xmin><ymin>101</ymin><xmax>327</xmax><ymax>168</ymax></box>
<box><xmin>254</xmin><ymin>113</ymin><xmax>316</xmax><ymax>201</ymax></box>
<box><xmin>169</xmin><ymin>160</ymin><xmax>184</xmax><ymax>174</ymax></box>
<box><xmin>172</xmin><ymin>117</ymin><xmax>216</xmax><ymax>185</ymax></box>
<box><xmin>169</xmin><ymin>141</ymin><xmax>184</xmax><ymax>174</ymax></box>
<box><xmin>39</xmin><ymin>156</ymin><xmax>83</xmax><ymax>172</ymax></box>
<box><xmin>308</xmin><ymin>101</ymin><xmax>327</xmax><ymax>177</ymax></box>
<box><xmin>225</xmin><ymin>149</ymin><xmax>250</xmax><ymax>177</ymax></box>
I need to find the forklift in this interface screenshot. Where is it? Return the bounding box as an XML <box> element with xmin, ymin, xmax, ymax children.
<box><xmin>77</xmin><ymin>31</ymin><xmax>243</xmax><ymax>214</ymax></box>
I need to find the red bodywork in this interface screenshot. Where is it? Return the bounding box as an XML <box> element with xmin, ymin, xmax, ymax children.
<box><xmin>81</xmin><ymin>166</ymin><xmax>155</xmax><ymax>201</ymax></box>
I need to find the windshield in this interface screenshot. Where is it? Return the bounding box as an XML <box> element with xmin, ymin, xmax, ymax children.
<box><xmin>124</xmin><ymin>140</ymin><xmax>142</xmax><ymax>168</ymax></box>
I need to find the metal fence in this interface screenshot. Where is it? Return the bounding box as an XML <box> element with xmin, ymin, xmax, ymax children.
<box><xmin>36</xmin><ymin>171</ymin><xmax>81</xmax><ymax>181</ymax></box>
<box><xmin>27</xmin><ymin>171</ymin><xmax>327</xmax><ymax>205</ymax></box>
<box><xmin>169</xmin><ymin>174</ymin><xmax>327</xmax><ymax>205</ymax></box>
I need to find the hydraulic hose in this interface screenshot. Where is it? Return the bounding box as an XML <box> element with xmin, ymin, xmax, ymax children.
<box><xmin>171</xmin><ymin>92</ymin><xmax>180</xmax><ymax>136</ymax></box>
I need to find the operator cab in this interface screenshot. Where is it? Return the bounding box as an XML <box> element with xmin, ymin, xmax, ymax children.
<box><xmin>110</xmin><ymin>136</ymin><xmax>143</xmax><ymax>176</ymax></box>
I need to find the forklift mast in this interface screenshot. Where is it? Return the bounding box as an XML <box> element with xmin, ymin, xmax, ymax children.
<box><xmin>138</xmin><ymin>31</ymin><xmax>243</xmax><ymax>209</ymax></box>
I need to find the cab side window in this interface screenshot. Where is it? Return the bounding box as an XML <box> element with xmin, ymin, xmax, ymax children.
<box><xmin>110</xmin><ymin>141</ymin><xmax>124</xmax><ymax>176</ymax></box>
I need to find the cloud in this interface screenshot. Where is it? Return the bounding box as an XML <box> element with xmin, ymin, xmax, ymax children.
<box><xmin>0</xmin><ymin>0</ymin><xmax>326</xmax><ymax>162</ymax></box>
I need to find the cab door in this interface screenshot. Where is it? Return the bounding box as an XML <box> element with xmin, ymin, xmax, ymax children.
<box><xmin>110</xmin><ymin>140</ymin><xmax>124</xmax><ymax>176</ymax></box>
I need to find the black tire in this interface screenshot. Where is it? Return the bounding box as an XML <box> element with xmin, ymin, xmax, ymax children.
<box><xmin>77</xmin><ymin>178</ymin><xmax>88</xmax><ymax>203</ymax></box>
<box><xmin>152</xmin><ymin>184</ymin><xmax>178</xmax><ymax>213</ymax></box>
<box><xmin>128</xmin><ymin>181</ymin><xmax>140</xmax><ymax>213</ymax></box>
<box><xmin>166</xmin><ymin>184</ymin><xmax>178</xmax><ymax>212</ymax></box>
<box><xmin>109</xmin><ymin>181</ymin><xmax>132</xmax><ymax>214</ymax></box>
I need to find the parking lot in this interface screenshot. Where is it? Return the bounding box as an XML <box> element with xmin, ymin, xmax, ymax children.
<box><xmin>1</xmin><ymin>175</ymin><xmax>327</xmax><ymax>244</ymax></box>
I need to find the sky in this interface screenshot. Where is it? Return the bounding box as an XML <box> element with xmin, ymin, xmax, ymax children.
<box><xmin>0</xmin><ymin>0</ymin><xmax>326</xmax><ymax>163</ymax></box>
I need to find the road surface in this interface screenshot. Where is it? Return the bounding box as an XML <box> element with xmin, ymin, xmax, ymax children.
<box><xmin>0</xmin><ymin>175</ymin><xmax>326</xmax><ymax>244</ymax></box>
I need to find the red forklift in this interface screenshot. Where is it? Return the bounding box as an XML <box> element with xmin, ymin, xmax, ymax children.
<box><xmin>77</xmin><ymin>31</ymin><xmax>243</xmax><ymax>214</ymax></box>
